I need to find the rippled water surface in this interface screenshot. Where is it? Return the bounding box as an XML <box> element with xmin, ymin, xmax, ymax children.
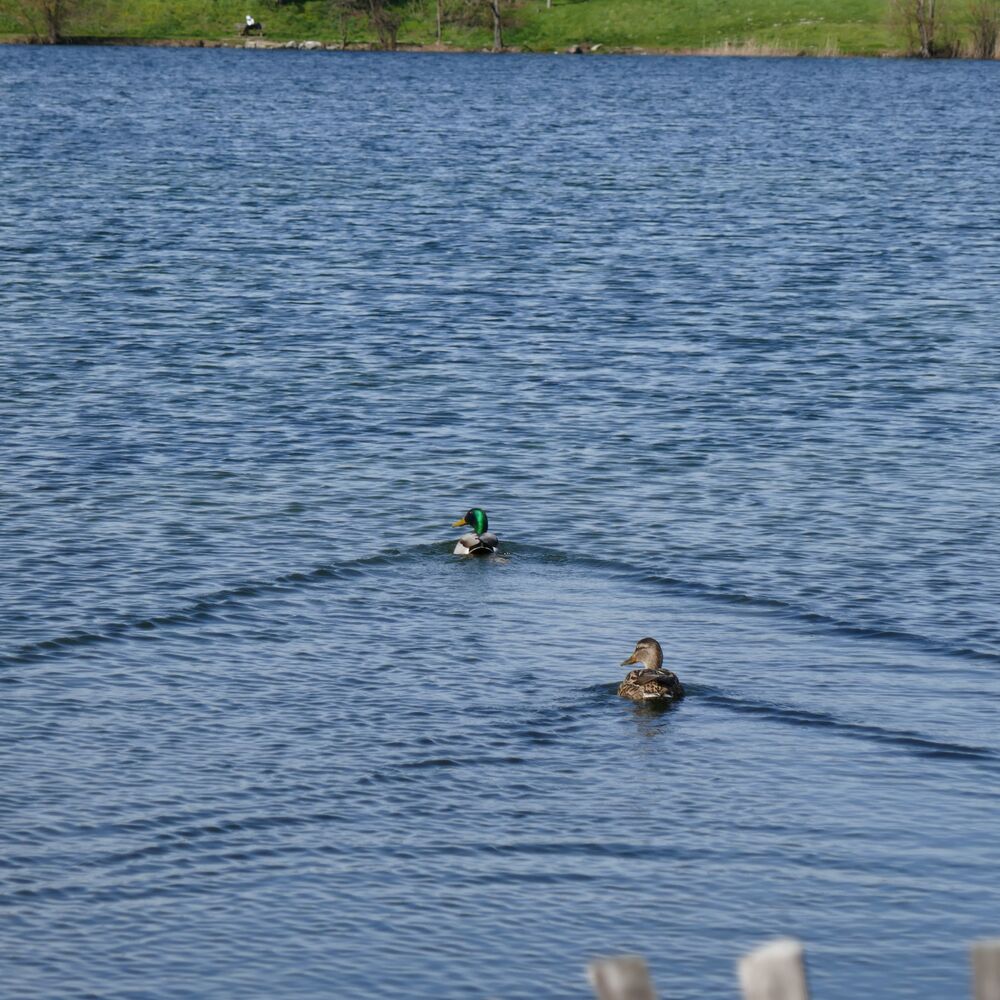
<box><xmin>2</xmin><ymin>45</ymin><xmax>1000</xmax><ymax>999</ymax></box>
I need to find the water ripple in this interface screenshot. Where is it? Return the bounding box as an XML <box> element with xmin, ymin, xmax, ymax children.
<box><xmin>2</xmin><ymin>46</ymin><xmax>999</xmax><ymax>1000</ymax></box>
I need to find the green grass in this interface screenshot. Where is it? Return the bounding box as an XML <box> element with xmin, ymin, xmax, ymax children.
<box><xmin>0</xmin><ymin>0</ymin><xmax>908</xmax><ymax>56</ymax></box>
<box><xmin>0</xmin><ymin>0</ymin><xmax>345</xmax><ymax>42</ymax></box>
<box><xmin>506</xmin><ymin>0</ymin><xmax>897</xmax><ymax>55</ymax></box>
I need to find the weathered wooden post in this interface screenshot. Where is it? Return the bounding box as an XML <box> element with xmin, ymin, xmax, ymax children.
<box><xmin>587</xmin><ymin>955</ymin><xmax>657</xmax><ymax>1000</ymax></box>
<box><xmin>972</xmin><ymin>939</ymin><xmax>1000</xmax><ymax>1000</ymax></box>
<box><xmin>738</xmin><ymin>938</ymin><xmax>810</xmax><ymax>1000</ymax></box>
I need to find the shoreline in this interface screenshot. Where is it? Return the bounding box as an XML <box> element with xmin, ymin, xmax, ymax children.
<box><xmin>0</xmin><ymin>35</ymin><xmax>913</xmax><ymax>59</ymax></box>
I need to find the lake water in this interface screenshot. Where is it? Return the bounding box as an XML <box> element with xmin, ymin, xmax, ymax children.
<box><xmin>2</xmin><ymin>44</ymin><xmax>1000</xmax><ymax>999</ymax></box>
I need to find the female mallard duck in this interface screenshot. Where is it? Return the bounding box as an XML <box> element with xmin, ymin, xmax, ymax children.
<box><xmin>451</xmin><ymin>507</ymin><xmax>499</xmax><ymax>556</ymax></box>
<box><xmin>618</xmin><ymin>637</ymin><xmax>685</xmax><ymax>703</ymax></box>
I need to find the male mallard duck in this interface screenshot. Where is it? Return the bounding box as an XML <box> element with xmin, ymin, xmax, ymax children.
<box><xmin>618</xmin><ymin>637</ymin><xmax>685</xmax><ymax>703</ymax></box>
<box><xmin>451</xmin><ymin>507</ymin><xmax>499</xmax><ymax>556</ymax></box>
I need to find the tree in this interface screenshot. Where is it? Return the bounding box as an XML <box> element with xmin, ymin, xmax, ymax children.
<box><xmin>487</xmin><ymin>0</ymin><xmax>502</xmax><ymax>49</ymax></box>
<box><xmin>328</xmin><ymin>0</ymin><xmax>404</xmax><ymax>49</ymax></box>
<box><xmin>0</xmin><ymin>0</ymin><xmax>83</xmax><ymax>42</ymax></box>
<box><xmin>329</xmin><ymin>0</ymin><xmax>366</xmax><ymax>46</ymax></box>
<box><xmin>442</xmin><ymin>0</ymin><xmax>508</xmax><ymax>50</ymax></box>
<box><xmin>367</xmin><ymin>0</ymin><xmax>405</xmax><ymax>48</ymax></box>
<box><xmin>890</xmin><ymin>0</ymin><xmax>945</xmax><ymax>56</ymax></box>
<box><xmin>968</xmin><ymin>0</ymin><xmax>1000</xmax><ymax>56</ymax></box>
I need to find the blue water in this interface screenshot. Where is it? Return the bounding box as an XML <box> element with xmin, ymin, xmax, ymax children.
<box><xmin>2</xmin><ymin>45</ymin><xmax>1000</xmax><ymax>999</ymax></box>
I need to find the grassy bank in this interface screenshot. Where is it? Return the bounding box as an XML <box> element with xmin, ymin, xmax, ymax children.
<box><xmin>0</xmin><ymin>0</ymin><xmax>972</xmax><ymax>57</ymax></box>
<box><xmin>500</xmin><ymin>0</ymin><xmax>896</xmax><ymax>56</ymax></box>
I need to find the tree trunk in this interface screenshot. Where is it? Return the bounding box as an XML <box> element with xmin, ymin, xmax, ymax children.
<box><xmin>918</xmin><ymin>0</ymin><xmax>935</xmax><ymax>56</ymax></box>
<box><xmin>436</xmin><ymin>0</ymin><xmax>442</xmax><ymax>44</ymax></box>
<box><xmin>490</xmin><ymin>0</ymin><xmax>502</xmax><ymax>50</ymax></box>
<box><xmin>368</xmin><ymin>0</ymin><xmax>397</xmax><ymax>49</ymax></box>
<box><xmin>46</xmin><ymin>0</ymin><xmax>61</xmax><ymax>43</ymax></box>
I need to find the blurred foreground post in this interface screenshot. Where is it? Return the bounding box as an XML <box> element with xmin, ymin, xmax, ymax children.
<box><xmin>587</xmin><ymin>955</ymin><xmax>656</xmax><ymax>1000</ymax></box>
<box><xmin>973</xmin><ymin>939</ymin><xmax>1000</xmax><ymax>1000</ymax></box>
<box><xmin>738</xmin><ymin>938</ymin><xmax>810</xmax><ymax>1000</ymax></box>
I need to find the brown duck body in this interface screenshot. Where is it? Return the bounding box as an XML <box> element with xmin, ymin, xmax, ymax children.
<box><xmin>618</xmin><ymin>637</ymin><xmax>685</xmax><ymax>703</ymax></box>
<box><xmin>617</xmin><ymin>667</ymin><xmax>685</xmax><ymax>702</ymax></box>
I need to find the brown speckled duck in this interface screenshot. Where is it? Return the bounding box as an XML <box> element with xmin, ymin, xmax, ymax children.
<box><xmin>618</xmin><ymin>637</ymin><xmax>685</xmax><ymax>703</ymax></box>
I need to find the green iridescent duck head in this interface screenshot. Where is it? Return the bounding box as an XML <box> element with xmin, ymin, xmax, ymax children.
<box><xmin>452</xmin><ymin>508</ymin><xmax>489</xmax><ymax>534</ymax></box>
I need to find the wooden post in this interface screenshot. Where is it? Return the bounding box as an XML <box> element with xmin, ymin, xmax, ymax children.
<box><xmin>972</xmin><ymin>939</ymin><xmax>1000</xmax><ymax>1000</ymax></box>
<box><xmin>587</xmin><ymin>956</ymin><xmax>657</xmax><ymax>1000</ymax></box>
<box><xmin>738</xmin><ymin>938</ymin><xmax>810</xmax><ymax>1000</ymax></box>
